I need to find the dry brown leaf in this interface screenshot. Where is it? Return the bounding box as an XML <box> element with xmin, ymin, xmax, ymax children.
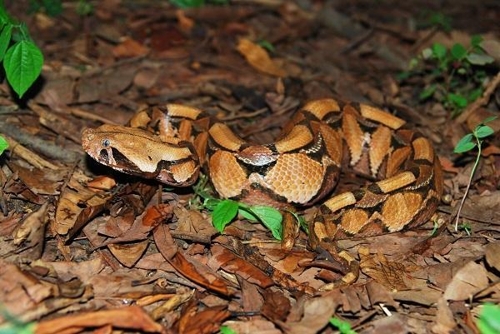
<box><xmin>280</xmin><ymin>294</ymin><xmax>337</xmax><ymax>334</ymax></box>
<box><xmin>55</xmin><ymin>170</ymin><xmax>112</xmax><ymax>236</ymax></box>
<box><xmin>485</xmin><ymin>243</ymin><xmax>500</xmax><ymax>272</ymax></box>
<box><xmin>261</xmin><ymin>289</ymin><xmax>291</xmax><ymax>321</ymax></box>
<box><xmin>34</xmin><ymin>305</ymin><xmax>163</xmax><ymax>334</ymax></box>
<box><xmin>360</xmin><ymin>249</ymin><xmax>408</xmax><ymax>290</ymax></box>
<box><xmin>431</xmin><ymin>297</ymin><xmax>457</xmax><ymax>334</ymax></box>
<box><xmin>178</xmin><ymin>305</ymin><xmax>230</xmax><ymax>334</ymax></box>
<box><xmin>226</xmin><ymin>319</ymin><xmax>281</xmax><ymax>334</ymax></box>
<box><xmin>236</xmin><ymin>38</ymin><xmax>287</xmax><ymax>77</ymax></box>
<box><xmin>0</xmin><ymin>259</ymin><xmax>53</xmax><ymax>321</ymax></box>
<box><xmin>108</xmin><ymin>241</ymin><xmax>149</xmax><ymax>267</ymax></box>
<box><xmin>86</xmin><ymin>176</ymin><xmax>116</xmax><ymax>190</ymax></box>
<box><xmin>154</xmin><ymin>230</ymin><xmax>233</xmax><ymax>296</ymax></box>
<box><xmin>8</xmin><ymin>161</ymin><xmax>65</xmax><ymax>195</ymax></box>
<box><xmin>481</xmin><ymin>39</ymin><xmax>500</xmax><ymax>61</ymax></box>
<box><xmin>210</xmin><ymin>244</ymin><xmax>274</xmax><ymax>288</ymax></box>
<box><xmin>443</xmin><ymin>261</ymin><xmax>489</xmax><ymax>301</ymax></box>
<box><xmin>365</xmin><ymin>280</ymin><xmax>398</xmax><ymax>308</ymax></box>
<box><xmin>112</xmin><ymin>37</ymin><xmax>149</xmax><ymax>58</ymax></box>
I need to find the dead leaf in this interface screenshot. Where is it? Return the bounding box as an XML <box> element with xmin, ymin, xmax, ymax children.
<box><xmin>112</xmin><ymin>37</ymin><xmax>149</xmax><ymax>58</ymax></box>
<box><xmin>236</xmin><ymin>38</ymin><xmax>287</xmax><ymax>77</ymax></box>
<box><xmin>360</xmin><ymin>249</ymin><xmax>408</xmax><ymax>291</ymax></box>
<box><xmin>178</xmin><ymin>305</ymin><xmax>230</xmax><ymax>334</ymax></box>
<box><xmin>431</xmin><ymin>297</ymin><xmax>457</xmax><ymax>334</ymax></box>
<box><xmin>280</xmin><ymin>293</ymin><xmax>337</xmax><ymax>334</ymax></box>
<box><xmin>481</xmin><ymin>39</ymin><xmax>500</xmax><ymax>61</ymax></box>
<box><xmin>154</xmin><ymin>228</ymin><xmax>234</xmax><ymax>297</ymax></box>
<box><xmin>34</xmin><ymin>305</ymin><xmax>164</xmax><ymax>334</ymax></box>
<box><xmin>443</xmin><ymin>261</ymin><xmax>489</xmax><ymax>301</ymax></box>
<box><xmin>0</xmin><ymin>259</ymin><xmax>53</xmax><ymax>321</ymax></box>
<box><xmin>261</xmin><ymin>289</ymin><xmax>291</xmax><ymax>321</ymax></box>
<box><xmin>485</xmin><ymin>243</ymin><xmax>500</xmax><ymax>272</ymax></box>
<box><xmin>55</xmin><ymin>170</ymin><xmax>112</xmax><ymax>236</ymax></box>
<box><xmin>108</xmin><ymin>241</ymin><xmax>149</xmax><ymax>267</ymax></box>
<box><xmin>210</xmin><ymin>244</ymin><xmax>274</xmax><ymax>288</ymax></box>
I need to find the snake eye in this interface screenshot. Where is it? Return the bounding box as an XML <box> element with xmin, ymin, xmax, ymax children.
<box><xmin>102</xmin><ymin>139</ymin><xmax>111</xmax><ymax>147</ymax></box>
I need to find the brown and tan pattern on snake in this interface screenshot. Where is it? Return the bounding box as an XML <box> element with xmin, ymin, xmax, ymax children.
<box><xmin>82</xmin><ymin>99</ymin><xmax>443</xmax><ymax>247</ymax></box>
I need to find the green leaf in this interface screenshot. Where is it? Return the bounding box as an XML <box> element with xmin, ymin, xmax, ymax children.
<box><xmin>211</xmin><ymin>200</ymin><xmax>239</xmax><ymax>232</ymax></box>
<box><xmin>467</xmin><ymin>87</ymin><xmax>483</xmax><ymax>103</ymax></box>
<box><xmin>466</xmin><ymin>53</ymin><xmax>495</xmax><ymax>65</ymax></box>
<box><xmin>451</xmin><ymin>43</ymin><xmax>467</xmax><ymax>60</ymax></box>
<box><xmin>203</xmin><ymin>197</ymin><xmax>220</xmax><ymax>210</ymax></box>
<box><xmin>474</xmin><ymin>125</ymin><xmax>494</xmax><ymax>139</ymax></box>
<box><xmin>431</xmin><ymin>43</ymin><xmax>447</xmax><ymax>60</ymax></box>
<box><xmin>258</xmin><ymin>39</ymin><xmax>275</xmax><ymax>53</ymax></box>
<box><xmin>419</xmin><ymin>84</ymin><xmax>437</xmax><ymax>100</ymax></box>
<box><xmin>0</xmin><ymin>135</ymin><xmax>8</xmax><ymax>155</ymax></box>
<box><xmin>42</xmin><ymin>0</ymin><xmax>63</xmax><ymax>17</ymax></box>
<box><xmin>0</xmin><ymin>322</ymin><xmax>36</xmax><ymax>334</ymax></box>
<box><xmin>169</xmin><ymin>0</ymin><xmax>205</xmax><ymax>8</ymax></box>
<box><xmin>0</xmin><ymin>5</ymin><xmax>12</xmax><ymax>26</ymax></box>
<box><xmin>4</xmin><ymin>40</ymin><xmax>44</xmax><ymax>98</ymax></box>
<box><xmin>454</xmin><ymin>133</ymin><xmax>476</xmax><ymax>153</ymax></box>
<box><xmin>76</xmin><ymin>0</ymin><xmax>94</xmax><ymax>16</ymax></box>
<box><xmin>471</xmin><ymin>35</ymin><xmax>483</xmax><ymax>48</ymax></box>
<box><xmin>447</xmin><ymin>93</ymin><xmax>468</xmax><ymax>108</ymax></box>
<box><xmin>330</xmin><ymin>317</ymin><xmax>357</xmax><ymax>334</ymax></box>
<box><xmin>248</xmin><ymin>206</ymin><xmax>282</xmax><ymax>240</ymax></box>
<box><xmin>481</xmin><ymin>116</ymin><xmax>498</xmax><ymax>124</ymax></box>
<box><xmin>219</xmin><ymin>326</ymin><xmax>237</xmax><ymax>334</ymax></box>
<box><xmin>238</xmin><ymin>208</ymin><xmax>258</xmax><ymax>222</ymax></box>
<box><xmin>477</xmin><ymin>304</ymin><xmax>500</xmax><ymax>334</ymax></box>
<box><xmin>0</xmin><ymin>24</ymin><xmax>12</xmax><ymax>61</ymax></box>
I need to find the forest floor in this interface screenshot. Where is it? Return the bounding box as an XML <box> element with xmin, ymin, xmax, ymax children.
<box><xmin>1</xmin><ymin>0</ymin><xmax>500</xmax><ymax>333</ymax></box>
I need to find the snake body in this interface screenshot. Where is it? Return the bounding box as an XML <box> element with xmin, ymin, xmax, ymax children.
<box><xmin>82</xmin><ymin>99</ymin><xmax>443</xmax><ymax>245</ymax></box>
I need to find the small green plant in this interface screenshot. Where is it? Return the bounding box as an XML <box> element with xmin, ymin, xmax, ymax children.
<box><xmin>219</xmin><ymin>326</ymin><xmax>237</xmax><ymax>334</ymax></box>
<box><xmin>457</xmin><ymin>222</ymin><xmax>472</xmax><ymax>236</ymax></box>
<box><xmin>0</xmin><ymin>2</ymin><xmax>44</xmax><ymax>98</ymax></box>
<box><xmin>29</xmin><ymin>0</ymin><xmax>93</xmax><ymax>17</ymax></box>
<box><xmin>400</xmin><ymin>36</ymin><xmax>495</xmax><ymax>116</ymax></box>
<box><xmin>0</xmin><ymin>135</ymin><xmax>8</xmax><ymax>155</ymax></box>
<box><xmin>28</xmin><ymin>0</ymin><xmax>62</xmax><ymax>17</ymax></box>
<box><xmin>477</xmin><ymin>303</ymin><xmax>500</xmax><ymax>334</ymax></box>
<box><xmin>330</xmin><ymin>317</ymin><xmax>357</xmax><ymax>334</ymax></box>
<box><xmin>76</xmin><ymin>0</ymin><xmax>93</xmax><ymax>16</ymax></box>
<box><xmin>418</xmin><ymin>11</ymin><xmax>452</xmax><ymax>32</ymax></box>
<box><xmin>192</xmin><ymin>175</ymin><xmax>283</xmax><ymax>240</ymax></box>
<box><xmin>453</xmin><ymin>116</ymin><xmax>496</xmax><ymax>231</ymax></box>
<box><xmin>0</xmin><ymin>306</ymin><xmax>35</xmax><ymax>334</ymax></box>
<box><xmin>169</xmin><ymin>0</ymin><xmax>229</xmax><ymax>8</ymax></box>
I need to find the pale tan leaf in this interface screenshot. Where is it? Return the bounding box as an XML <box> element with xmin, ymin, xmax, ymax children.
<box><xmin>236</xmin><ymin>38</ymin><xmax>286</xmax><ymax>77</ymax></box>
<box><xmin>443</xmin><ymin>261</ymin><xmax>488</xmax><ymax>301</ymax></box>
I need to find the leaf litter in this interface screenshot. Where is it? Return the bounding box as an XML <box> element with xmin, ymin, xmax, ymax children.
<box><xmin>0</xmin><ymin>1</ymin><xmax>500</xmax><ymax>333</ymax></box>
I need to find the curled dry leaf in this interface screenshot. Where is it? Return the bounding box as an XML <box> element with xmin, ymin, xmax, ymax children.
<box><xmin>236</xmin><ymin>38</ymin><xmax>287</xmax><ymax>77</ymax></box>
<box><xmin>55</xmin><ymin>170</ymin><xmax>113</xmax><ymax>236</ymax></box>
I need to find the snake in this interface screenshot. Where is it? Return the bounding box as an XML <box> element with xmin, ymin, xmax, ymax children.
<box><xmin>81</xmin><ymin>98</ymin><xmax>443</xmax><ymax>270</ymax></box>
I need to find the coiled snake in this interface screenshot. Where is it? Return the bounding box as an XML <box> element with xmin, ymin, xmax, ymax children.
<box><xmin>82</xmin><ymin>98</ymin><xmax>443</xmax><ymax>283</ymax></box>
